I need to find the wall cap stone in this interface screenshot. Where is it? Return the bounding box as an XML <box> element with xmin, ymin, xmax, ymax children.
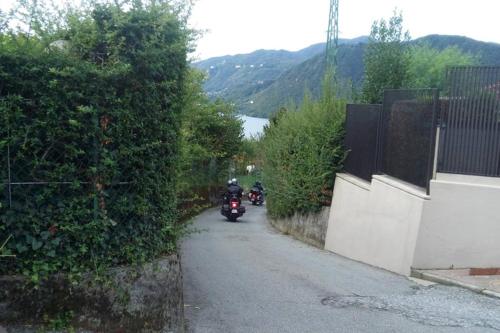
<box><xmin>336</xmin><ymin>173</ymin><xmax>371</xmax><ymax>191</ymax></box>
<box><xmin>373</xmin><ymin>175</ymin><xmax>430</xmax><ymax>200</ymax></box>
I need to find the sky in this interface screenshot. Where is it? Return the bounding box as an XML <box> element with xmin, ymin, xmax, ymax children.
<box><xmin>189</xmin><ymin>0</ymin><xmax>500</xmax><ymax>60</ymax></box>
<box><xmin>2</xmin><ymin>0</ymin><xmax>499</xmax><ymax>60</ymax></box>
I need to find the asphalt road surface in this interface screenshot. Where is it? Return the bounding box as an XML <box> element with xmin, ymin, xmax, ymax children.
<box><xmin>181</xmin><ymin>204</ymin><xmax>500</xmax><ymax>333</ymax></box>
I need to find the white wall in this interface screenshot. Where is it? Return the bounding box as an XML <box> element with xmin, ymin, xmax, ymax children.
<box><xmin>435</xmin><ymin>172</ymin><xmax>500</xmax><ymax>187</ymax></box>
<box><xmin>413</xmin><ymin>173</ymin><xmax>500</xmax><ymax>269</ymax></box>
<box><xmin>325</xmin><ymin>174</ymin><xmax>371</xmax><ymax>264</ymax></box>
<box><xmin>325</xmin><ymin>173</ymin><xmax>428</xmax><ymax>275</ymax></box>
<box><xmin>326</xmin><ymin>172</ymin><xmax>500</xmax><ymax>275</ymax></box>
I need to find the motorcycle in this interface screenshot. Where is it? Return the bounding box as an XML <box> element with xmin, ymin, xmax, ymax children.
<box><xmin>248</xmin><ymin>187</ymin><xmax>264</xmax><ymax>206</ymax></box>
<box><xmin>221</xmin><ymin>193</ymin><xmax>246</xmax><ymax>222</ymax></box>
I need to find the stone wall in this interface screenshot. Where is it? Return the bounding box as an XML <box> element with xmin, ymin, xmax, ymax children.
<box><xmin>269</xmin><ymin>207</ymin><xmax>330</xmax><ymax>248</ymax></box>
<box><xmin>1</xmin><ymin>254</ymin><xmax>184</xmax><ymax>333</ymax></box>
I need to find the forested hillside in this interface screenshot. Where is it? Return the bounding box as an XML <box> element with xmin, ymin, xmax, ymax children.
<box><xmin>193</xmin><ymin>37</ymin><xmax>367</xmax><ymax>111</ymax></box>
<box><xmin>245</xmin><ymin>44</ymin><xmax>364</xmax><ymax>117</ymax></box>
<box><xmin>196</xmin><ymin>35</ymin><xmax>500</xmax><ymax>118</ymax></box>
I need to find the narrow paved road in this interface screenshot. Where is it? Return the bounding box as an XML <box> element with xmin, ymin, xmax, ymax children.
<box><xmin>181</xmin><ymin>205</ymin><xmax>500</xmax><ymax>333</ymax></box>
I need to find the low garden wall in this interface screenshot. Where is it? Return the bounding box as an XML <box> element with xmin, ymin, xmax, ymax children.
<box><xmin>269</xmin><ymin>207</ymin><xmax>330</xmax><ymax>248</ymax></box>
<box><xmin>0</xmin><ymin>254</ymin><xmax>184</xmax><ymax>333</ymax></box>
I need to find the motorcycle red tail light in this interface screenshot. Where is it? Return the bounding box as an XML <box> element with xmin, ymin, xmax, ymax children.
<box><xmin>231</xmin><ymin>201</ymin><xmax>238</xmax><ymax>208</ymax></box>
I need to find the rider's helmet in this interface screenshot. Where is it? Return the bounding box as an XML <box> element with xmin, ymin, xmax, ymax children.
<box><xmin>231</xmin><ymin>178</ymin><xmax>238</xmax><ymax>185</ymax></box>
<box><xmin>255</xmin><ymin>181</ymin><xmax>262</xmax><ymax>186</ymax></box>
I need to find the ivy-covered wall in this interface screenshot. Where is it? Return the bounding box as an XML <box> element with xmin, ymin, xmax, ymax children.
<box><xmin>0</xmin><ymin>2</ymin><xmax>189</xmax><ymax>281</ymax></box>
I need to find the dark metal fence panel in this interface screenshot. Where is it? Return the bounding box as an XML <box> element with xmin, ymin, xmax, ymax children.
<box><xmin>344</xmin><ymin>104</ymin><xmax>382</xmax><ymax>181</ymax></box>
<box><xmin>378</xmin><ymin>89</ymin><xmax>439</xmax><ymax>190</ymax></box>
<box><xmin>438</xmin><ymin>66</ymin><xmax>500</xmax><ymax>177</ymax></box>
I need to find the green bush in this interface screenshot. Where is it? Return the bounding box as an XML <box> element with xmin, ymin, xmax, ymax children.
<box><xmin>262</xmin><ymin>75</ymin><xmax>346</xmax><ymax>218</ymax></box>
<box><xmin>407</xmin><ymin>44</ymin><xmax>477</xmax><ymax>90</ymax></box>
<box><xmin>0</xmin><ymin>1</ymin><xmax>189</xmax><ymax>281</ymax></box>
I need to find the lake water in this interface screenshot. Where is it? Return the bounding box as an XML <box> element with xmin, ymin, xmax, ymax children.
<box><xmin>240</xmin><ymin>115</ymin><xmax>269</xmax><ymax>139</ymax></box>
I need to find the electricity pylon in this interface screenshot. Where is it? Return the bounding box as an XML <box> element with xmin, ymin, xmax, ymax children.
<box><xmin>326</xmin><ymin>0</ymin><xmax>339</xmax><ymax>71</ymax></box>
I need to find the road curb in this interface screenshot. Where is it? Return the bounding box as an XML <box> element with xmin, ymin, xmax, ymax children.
<box><xmin>412</xmin><ymin>270</ymin><xmax>500</xmax><ymax>299</ymax></box>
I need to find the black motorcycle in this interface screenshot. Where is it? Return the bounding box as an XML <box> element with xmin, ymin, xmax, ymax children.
<box><xmin>221</xmin><ymin>193</ymin><xmax>246</xmax><ymax>222</ymax></box>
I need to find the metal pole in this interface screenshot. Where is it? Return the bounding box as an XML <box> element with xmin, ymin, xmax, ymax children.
<box><xmin>432</xmin><ymin>126</ymin><xmax>440</xmax><ymax>180</ymax></box>
<box><xmin>426</xmin><ymin>89</ymin><xmax>440</xmax><ymax>195</ymax></box>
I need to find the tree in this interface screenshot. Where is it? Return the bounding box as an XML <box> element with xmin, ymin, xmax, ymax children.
<box><xmin>407</xmin><ymin>44</ymin><xmax>477</xmax><ymax>90</ymax></box>
<box><xmin>177</xmin><ymin>69</ymin><xmax>243</xmax><ymax>218</ymax></box>
<box><xmin>0</xmin><ymin>9</ymin><xmax>8</xmax><ymax>32</ymax></box>
<box><xmin>362</xmin><ymin>10</ymin><xmax>411</xmax><ymax>104</ymax></box>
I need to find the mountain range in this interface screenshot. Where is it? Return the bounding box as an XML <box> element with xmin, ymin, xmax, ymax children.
<box><xmin>193</xmin><ymin>35</ymin><xmax>500</xmax><ymax>118</ymax></box>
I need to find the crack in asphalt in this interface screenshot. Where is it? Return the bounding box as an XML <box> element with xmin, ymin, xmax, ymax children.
<box><xmin>321</xmin><ymin>286</ymin><xmax>500</xmax><ymax>330</ymax></box>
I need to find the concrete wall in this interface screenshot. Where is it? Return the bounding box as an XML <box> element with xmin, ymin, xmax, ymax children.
<box><xmin>324</xmin><ymin>174</ymin><xmax>371</xmax><ymax>263</ymax></box>
<box><xmin>1</xmin><ymin>254</ymin><xmax>185</xmax><ymax>333</ymax></box>
<box><xmin>413</xmin><ymin>173</ymin><xmax>500</xmax><ymax>269</ymax></box>
<box><xmin>270</xmin><ymin>206</ymin><xmax>330</xmax><ymax>248</ymax></box>
<box><xmin>326</xmin><ymin>172</ymin><xmax>500</xmax><ymax>275</ymax></box>
<box><xmin>325</xmin><ymin>173</ymin><xmax>429</xmax><ymax>276</ymax></box>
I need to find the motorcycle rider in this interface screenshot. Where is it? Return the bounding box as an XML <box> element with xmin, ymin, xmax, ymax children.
<box><xmin>228</xmin><ymin>178</ymin><xmax>243</xmax><ymax>202</ymax></box>
<box><xmin>250</xmin><ymin>180</ymin><xmax>264</xmax><ymax>203</ymax></box>
<box><xmin>221</xmin><ymin>178</ymin><xmax>246</xmax><ymax>221</ymax></box>
<box><xmin>223</xmin><ymin>178</ymin><xmax>243</xmax><ymax>204</ymax></box>
<box><xmin>253</xmin><ymin>181</ymin><xmax>264</xmax><ymax>193</ymax></box>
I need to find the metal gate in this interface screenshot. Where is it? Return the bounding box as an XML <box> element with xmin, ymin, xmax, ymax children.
<box><xmin>438</xmin><ymin>66</ymin><xmax>500</xmax><ymax>177</ymax></box>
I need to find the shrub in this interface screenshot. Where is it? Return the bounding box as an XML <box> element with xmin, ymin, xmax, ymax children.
<box><xmin>262</xmin><ymin>74</ymin><xmax>345</xmax><ymax>218</ymax></box>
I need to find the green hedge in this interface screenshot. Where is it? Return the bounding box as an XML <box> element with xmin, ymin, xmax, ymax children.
<box><xmin>262</xmin><ymin>76</ymin><xmax>346</xmax><ymax>218</ymax></box>
<box><xmin>0</xmin><ymin>2</ymin><xmax>189</xmax><ymax>281</ymax></box>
